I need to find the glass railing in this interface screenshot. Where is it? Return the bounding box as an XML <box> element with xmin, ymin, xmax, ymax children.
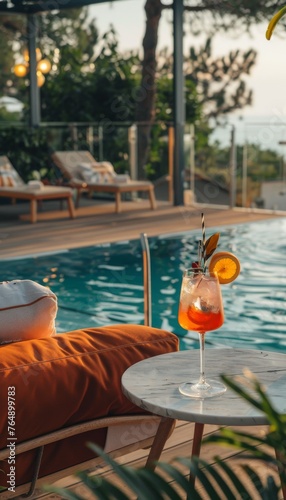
<box><xmin>0</xmin><ymin>119</ymin><xmax>285</xmax><ymax>211</ymax></box>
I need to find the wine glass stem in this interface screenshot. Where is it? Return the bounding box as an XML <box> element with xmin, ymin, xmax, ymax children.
<box><xmin>198</xmin><ymin>332</ymin><xmax>206</xmax><ymax>385</ymax></box>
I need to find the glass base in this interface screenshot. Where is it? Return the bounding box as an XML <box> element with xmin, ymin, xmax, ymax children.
<box><xmin>179</xmin><ymin>379</ymin><xmax>227</xmax><ymax>399</ymax></box>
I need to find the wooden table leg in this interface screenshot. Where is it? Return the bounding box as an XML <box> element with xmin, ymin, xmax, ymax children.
<box><xmin>189</xmin><ymin>423</ymin><xmax>204</xmax><ymax>485</ymax></box>
<box><xmin>30</xmin><ymin>199</ymin><xmax>37</xmax><ymax>223</ymax></box>
<box><xmin>145</xmin><ymin>417</ymin><xmax>175</xmax><ymax>471</ymax></box>
<box><xmin>192</xmin><ymin>422</ymin><xmax>204</xmax><ymax>458</ymax></box>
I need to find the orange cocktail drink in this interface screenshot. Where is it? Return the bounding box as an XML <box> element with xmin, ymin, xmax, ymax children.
<box><xmin>178</xmin><ymin>270</ymin><xmax>224</xmax><ymax>334</ymax></box>
<box><xmin>177</xmin><ymin>214</ymin><xmax>240</xmax><ymax>399</ymax></box>
<box><xmin>178</xmin><ymin>304</ymin><xmax>224</xmax><ymax>332</ymax></box>
<box><xmin>177</xmin><ymin>268</ymin><xmax>226</xmax><ymax>399</ymax></box>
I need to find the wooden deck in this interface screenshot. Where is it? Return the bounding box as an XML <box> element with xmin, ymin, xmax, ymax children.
<box><xmin>1</xmin><ymin>196</ymin><xmax>285</xmax><ymax>499</ymax></box>
<box><xmin>30</xmin><ymin>421</ymin><xmax>277</xmax><ymax>499</ymax></box>
<box><xmin>0</xmin><ymin>196</ymin><xmax>284</xmax><ymax>259</ymax></box>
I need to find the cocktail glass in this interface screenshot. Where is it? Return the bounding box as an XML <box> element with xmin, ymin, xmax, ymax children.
<box><xmin>178</xmin><ymin>267</ymin><xmax>226</xmax><ymax>398</ymax></box>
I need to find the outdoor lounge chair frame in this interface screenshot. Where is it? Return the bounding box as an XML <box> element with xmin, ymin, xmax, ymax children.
<box><xmin>51</xmin><ymin>151</ymin><xmax>157</xmax><ymax>212</ymax></box>
<box><xmin>0</xmin><ymin>156</ymin><xmax>75</xmax><ymax>223</ymax></box>
<box><xmin>0</xmin><ymin>415</ymin><xmax>175</xmax><ymax>499</ymax></box>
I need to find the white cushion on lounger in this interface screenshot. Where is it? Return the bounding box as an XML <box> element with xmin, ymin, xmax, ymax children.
<box><xmin>0</xmin><ymin>280</ymin><xmax>57</xmax><ymax>344</ymax></box>
<box><xmin>77</xmin><ymin>162</ymin><xmax>130</xmax><ymax>184</ymax></box>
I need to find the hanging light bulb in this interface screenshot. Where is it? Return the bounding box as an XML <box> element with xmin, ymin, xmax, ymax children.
<box><xmin>37</xmin><ymin>58</ymin><xmax>52</xmax><ymax>74</ymax></box>
<box><xmin>14</xmin><ymin>63</ymin><xmax>28</xmax><ymax>77</ymax></box>
<box><xmin>23</xmin><ymin>49</ymin><xmax>29</xmax><ymax>62</ymax></box>
<box><xmin>36</xmin><ymin>71</ymin><xmax>45</xmax><ymax>87</ymax></box>
<box><xmin>36</xmin><ymin>48</ymin><xmax>42</xmax><ymax>62</ymax></box>
<box><xmin>14</xmin><ymin>48</ymin><xmax>51</xmax><ymax>87</ymax></box>
<box><xmin>23</xmin><ymin>48</ymin><xmax>42</xmax><ymax>62</ymax></box>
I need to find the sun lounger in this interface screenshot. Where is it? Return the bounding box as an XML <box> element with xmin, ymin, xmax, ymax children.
<box><xmin>0</xmin><ymin>156</ymin><xmax>75</xmax><ymax>223</ymax></box>
<box><xmin>0</xmin><ymin>324</ymin><xmax>178</xmax><ymax>498</ymax></box>
<box><xmin>51</xmin><ymin>151</ymin><xmax>157</xmax><ymax>212</ymax></box>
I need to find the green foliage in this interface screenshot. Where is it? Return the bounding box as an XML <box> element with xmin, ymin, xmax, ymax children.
<box><xmin>155</xmin><ymin>59</ymin><xmax>201</xmax><ymax>123</ymax></box>
<box><xmin>242</xmin><ymin>144</ymin><xmax>282</xmax><ymax>181</ymax></box>
<box><xmin>185</xmin><ymin>37</ymin><xmax>257</xmax><ymax>118</ymax></box>
<box><xmin>40</xmin><ymin>34</ymin><xmax>140</xmax><ymax>123</ymax></box>
<box><xmin>0</xmin><ymin>14</ymin><xmax>25</xmax><ymax>95</ymax></box>
<box><xmin>37</xmin><ymin>11</ymin><xmax>141</xmax><ymax>124</ymax></box>
<box><xmin>0</xmin><ymin>123</ymin><xmax>133</xmax><ymax>180</ymax></box>
<box><xmin>0</xmin><ymin>108</ymin><xmax>21</xmax><ymax>123</ymax></box>
<box><xmin>45</xmin><ymin>373</ymin><xmax>285</xmax><ymax>500</ymax></box>
<box><xmin>143</xmin><ymin>123</ymin><xmax>170</xmax><ymax>179</ymax></box>
<box><xmin>0</xmin><ymin>127</ymin><xmax>53</xmax><ymax>181</ymax></box>
<box><xmin>183</xmin><ymin>0</ymin><xmax>286</xmax><ymax>37</ymax></box>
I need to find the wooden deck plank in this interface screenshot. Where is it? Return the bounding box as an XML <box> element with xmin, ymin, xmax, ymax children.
<box><xmin>0</xmin><ymin>198</ymin><xmax>284</xmax><ymax>259</ymax></box>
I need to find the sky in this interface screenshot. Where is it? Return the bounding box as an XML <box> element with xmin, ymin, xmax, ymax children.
<box><xmin>88</xmin><ymin>0</ymin><xmax>286</xmax><ymax>119</ymax></box>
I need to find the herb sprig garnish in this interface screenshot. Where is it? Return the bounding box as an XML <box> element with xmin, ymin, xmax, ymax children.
<box><xmin>192</xmin><ymin>214</ymin><xmax>220</xmax><ymax>271</ymax></box>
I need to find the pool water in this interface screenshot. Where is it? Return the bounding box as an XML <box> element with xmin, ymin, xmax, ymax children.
<box><xmin>1</xmin><ymin>218</ymin><xmax>286</xmax><ymax>352</ymax></box>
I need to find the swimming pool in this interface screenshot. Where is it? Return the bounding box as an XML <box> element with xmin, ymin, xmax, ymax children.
<box><xmin>1</xmin><ymin>218</ymin><xmax>286</xmax><ymax>352</ymax></box>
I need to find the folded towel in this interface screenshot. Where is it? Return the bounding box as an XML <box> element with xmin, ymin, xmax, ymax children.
<box><xmin>114</xmin><ymin>174</ymin><xmax>130</xmax><ymax>184</ymax></box>
<box><xmin>27</xmin><ymin>180</ymin><xmax>44</xmax><ymax>189</ymax></box>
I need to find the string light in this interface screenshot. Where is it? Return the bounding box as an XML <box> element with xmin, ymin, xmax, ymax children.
<box><xmin>14</xmin><ymin>48</ymin><xmax>51</xmax><ymax>87</ymax></box>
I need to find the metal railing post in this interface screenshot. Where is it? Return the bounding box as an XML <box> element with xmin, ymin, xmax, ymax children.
<box><xmin>140</xmin><ymin>233</ymin><xmax>152</xmax><ymax>327</ymax></box>
<box><xmin>98</xmin><ymin>126</ymin><xmax>103</xmax><ymax>160</ymax></box>
<box><xmin>168</xmin><ymin>126</ymin><xmax>174</xmax><ymax>204</ymax></box>
<box><xmin>87</xmin><ymin>126</ymin><xmax>94</xmax><ymax>154</ymax></box>
<box><xmin>242</xmin><ymin>143</ymin><xmax>248</xmax><ymax>208</ymax></box>
<box><xmin>129</xmin><ymin>124</ymin><xmax>138</xmax><ymax>180</ymax></box>
<box><xmin>229</xmin><ymin>125</ymin><xmax>237</xmax><ymax>208</ymax></box>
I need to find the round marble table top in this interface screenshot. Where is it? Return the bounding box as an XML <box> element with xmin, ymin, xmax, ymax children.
<box><xmin>122</xmin><ymin>349</ymin><xmax>286</xmax><ymax>426</ymax></box>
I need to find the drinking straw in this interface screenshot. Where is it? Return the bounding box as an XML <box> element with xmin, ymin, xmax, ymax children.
<box><xmin>198</xmin><ymin>239</ymin><xmax>202</xmax><ymax>266</ymax></box>
<box><xmin>201</xmin><ymin>212</ymin><xmax>206</xmax><ymax>266</ymax></box>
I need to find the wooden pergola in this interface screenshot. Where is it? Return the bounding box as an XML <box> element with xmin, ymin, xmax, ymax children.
<box><xmin>0</xmin><ymin>0</ymin><xmax>185</xmax><ymax>205</ymax></box>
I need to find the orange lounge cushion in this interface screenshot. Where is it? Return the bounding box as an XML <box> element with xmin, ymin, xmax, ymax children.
<box><xmin>0</xmin><ymin>324</ymin><xmax>179</xmax><ymax>487</ymax></box>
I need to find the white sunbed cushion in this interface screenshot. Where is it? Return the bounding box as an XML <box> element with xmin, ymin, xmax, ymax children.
<box><xmin>77</xmin><ymin>162</ymin><xmax>114</xmax><ymax>184</ymax></box>
<box><xmin>77</xmin><ymin>163</ymin><xmax>130</xmax><ymax>184</ymax></box>
<box><xmin>83</xmin><ymin>161</ymin><xmax>114</xmax><ymax>174</ymax></box>
<box><xmin>0</xmin><ymin>280</ymin><xmax>58</xmax><ymax>344</ymax></box>
<box><xmin>0</xmin><ymin>169</ymin><xmax>17</xmax><ymax>187</ymax></box>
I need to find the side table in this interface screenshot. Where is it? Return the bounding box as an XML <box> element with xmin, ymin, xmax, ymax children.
<box><xmin>122</xmin><ymin>348</ymin><xmax>286</xmax><ymax>496</ymax></box>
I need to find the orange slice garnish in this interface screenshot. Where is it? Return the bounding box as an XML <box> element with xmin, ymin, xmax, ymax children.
<box><xmin>209</xmin><ymin>251</ymin><xmax>240</xmax><ymax>284</ymax></box>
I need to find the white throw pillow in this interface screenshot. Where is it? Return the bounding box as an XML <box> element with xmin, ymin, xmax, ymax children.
<box><xmin>77</xmin><ymin>162</ymin><xmax>115</xmax><ymax>184</ymax></box>
<box><xmin>0</xmin><ymin>169</ymin><xmax>17</xmax><ymax>187</ymax></box>
<box><xmin>0</xmin><ymin>280</ymin><xmax>58</xmax><ymax>344</ymax></box>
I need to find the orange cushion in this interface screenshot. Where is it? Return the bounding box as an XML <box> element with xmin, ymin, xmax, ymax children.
<box><xmin>0</xmin><ymin>325</ymin><xmax>179</xmax><ymax>488</ymax></box>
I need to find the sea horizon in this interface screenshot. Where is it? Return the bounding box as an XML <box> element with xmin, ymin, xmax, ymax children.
<box><xmin>209</xmin><ymin>114</ymin><xmax>286</xmax><ymax>153</ymax></box>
